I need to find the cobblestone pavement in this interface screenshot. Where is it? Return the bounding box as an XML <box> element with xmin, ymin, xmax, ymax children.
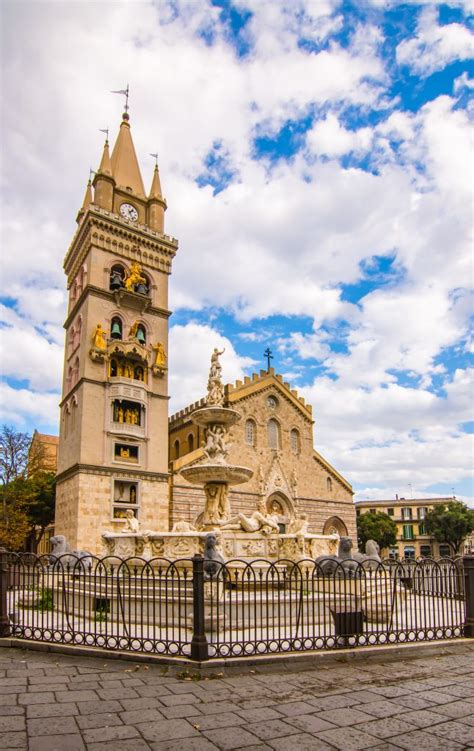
<box><xmin>1</xmin><ymin>642</ymin><xmax>474</xmax><ymax>751</ymax></box>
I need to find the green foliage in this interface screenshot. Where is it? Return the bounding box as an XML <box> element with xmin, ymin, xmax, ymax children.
<box><xmin>35</xmin><ymin>588</ymin><xmax>54</xmax><ymax>612</ymax></box>
<box><xmin>357</xmin><ymin>511</ymin><xmax>398</xmax><ymax>552</ymax></box>
<box><xmin>424</xmin><ymin>501</ymin><xmax>474</xmax><ymax>555</ymax></box>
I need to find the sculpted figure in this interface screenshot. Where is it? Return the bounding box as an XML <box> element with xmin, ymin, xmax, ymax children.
<box><xmin>124</xmin><ymin>509</ymin><xmax>140</xmax><ymax>533</ymax></box>
<box><xmin>49</xmin><ymin>535</ymin><xmax>92</xmax><ymax>573</ymax></box>
<box><xmin>171</xmin><ymin>520</ymin><xmax>196</xmax><ymax>533</ymax></box>
<box><xmin>288</xmin><ymin>513</ymin><xmax>309</xmax><ymax>536</ymax></box>
<box><xmin>353</xmin><ymin>539</ymin><xmax>382</xmax><ymax>569</ymax></box>
<box><xmin>203</xmin><ymin>425</ymin><xmax>231</xmax><ymax>462</ymax></box>
<box><xmin>203</xmin><ymin>533</ymin><xmax>226</xmax><ymax>580</ymax></box>
<box><xmin>152</xmin><ymin>342</ymin><xmax>166</xmax><ymax>368</ymax></box>
<box><xmin>219</xmin><ymin>501</ymin><xmax>280</xmax><ymax>535</ymax></box>
<box><xmin>92</xmin><ymin>324</ymin><xmax>107</xmax><ymax>350</ymax></box>
<box><xmin>124</xmin><ymin>262</ymin><xmax>147</xmax><ymax>292</ymax></box>
<box><xmin>315</xmin><ymin>536</ymin><xmax>359</xmax><ymax>577</ymax></box>
<box><xmin>210</xmin><ymin>348</ymin><xmax>225</xmax><ymax>379</ymax></box>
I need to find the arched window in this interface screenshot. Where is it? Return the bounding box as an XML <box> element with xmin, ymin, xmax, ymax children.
<box><xmin>188</xmin><ymin>433</ymin><xmax>194</xmax><ymax>452</ymax></box>
<box><xmin>110</xmin><ymin>264</ymin><xmax>125</xmax><ymax>291</ymax></box>
<box><xmin>173</xmin><ymin>439</ymin><xmax>180</xmax><ymax>460</ymax></box>
<box><xmin>110</xmin><ymin>358</ymin><xmax>118</xmax><ymax>377</ymax></box>
<box><xmin>290</xmin><ymin>428</ymin><xmax>300</xmax><ymax>456</ymax></box>
<box><xmin>327</xmin><ymin>476</ymin><xmax>333</xmax><ymax>493</ymax></box>
<box><xmin>66</xmin><ymin>366</ymin><xmax>73</xmax><ymax>391</ymax></box>
<box><xmin>245</xmin><ymin>419</ymin><xmax>256</xmax><ymax>447</ymax></box>
<box><xmin>68</xmin><ymin>326</ymin><xmax>75</xmax><ymax>357</ymax></box>
<box><xmin>73</xmin><ymin>357</ymin><xmax>80</xmax><ymax>385</ymax></box>
<box><xmin>75</xmin><ymin>317</ymin><xmax>82</xmax><ymax>349</ymax></box>
<box><xmin>136</xmin><ymin>273</ymin><xmax>150</xmax><ymax>296</ymax></box>
<box><xmin>267</xmin><ymin>419</ymin><xmax>280</xmax><ymax>449</ymax></box>
<box><xmin>110</xmin><ymin>316</ymin><xmax>122</xmax><ymax>340</ymax></box>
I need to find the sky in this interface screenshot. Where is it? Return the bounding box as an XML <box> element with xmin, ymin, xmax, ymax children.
<box><xmin>1</xmin><ymin>0</ymin><xmax>473</xmax><ymax>505</ymax></box>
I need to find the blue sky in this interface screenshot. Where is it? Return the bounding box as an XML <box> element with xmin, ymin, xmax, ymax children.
<box><xmin>1</xmin><ymin>0</ymin><xmax>473</xmax><ymax>503</ymax></box>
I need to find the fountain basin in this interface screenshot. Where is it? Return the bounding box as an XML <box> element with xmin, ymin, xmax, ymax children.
<box><xmin>180</xmin><ymin>464</ymin><xmax>253</xmax><ymax>486</ymax></box>
<box><xmin>191</xmin><ymin>406</ymin><xmax>241</xmax><ymax>428</ymax></box>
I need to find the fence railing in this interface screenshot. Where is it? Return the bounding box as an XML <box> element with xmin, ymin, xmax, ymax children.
<box><xmin>1</xmin><ymin>550</ymin><xmax>472</xmax><ymax>660</ymax></box>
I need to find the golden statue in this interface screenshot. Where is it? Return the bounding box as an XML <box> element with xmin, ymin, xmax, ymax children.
<box><xmin>152</xmin><ymin>342</ymin><xmax>166</xmax><ymax>368</ymax></box>
<box><xmin>128</xmin><ymin>321</ymin><xmax>138</xmax><ymax>339</ymax></box>
<box><xmin>120</xmin><ymin>447</ymin><xmax>130</xmax><ymax>458</ymax></box>
<box><xmin>92</xmin><ymin>324</ymin><xmax>107</xmax><ymax>351</ymax></box>
<box><xmin>124</xmin><ymin>262</ymin><xmax>146</xmax><ymax>292</ymax></box>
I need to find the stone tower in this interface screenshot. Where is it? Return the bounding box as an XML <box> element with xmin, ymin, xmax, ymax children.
<box><xmin>55</xmin><ymin>111</ymin><xmax>178</xmax><ymax>553</ymax></box>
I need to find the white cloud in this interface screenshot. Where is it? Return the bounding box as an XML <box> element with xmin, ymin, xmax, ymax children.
<box><xmin>306</xmin><ymin>114</ymin><xmax>373</xmax><ymax>157</ymax></box>
<box><xmin>396</xmin><ymin>7</ymin><xmax>474</xmax><ymax>76</ymax></box>
<box><xmin>0</xmin><ymin>382</ymin><xmax>60</xmax><ymax>428</ymax></box>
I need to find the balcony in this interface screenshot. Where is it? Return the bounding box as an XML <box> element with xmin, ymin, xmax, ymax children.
<box><xmin>110</xmin><ymin>421</ymin><xmax>145</xmax><ymax>439</ymax></box>
<box><xmin>108</xmin><ymin>380</ymin><xmax>148</xmax><ymax>402</ymax></box>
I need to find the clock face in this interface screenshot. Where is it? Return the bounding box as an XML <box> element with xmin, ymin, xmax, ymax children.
<box><xmin>120</xmin><ymin>203</ymin><xmax>138</xmax><ymax>222</ymax></box>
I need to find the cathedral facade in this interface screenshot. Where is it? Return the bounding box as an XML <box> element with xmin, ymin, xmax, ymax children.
<box><xmin>55</xmin><ymin>111</ymin><xmax>356</xmax><ymax>554</ymax></box>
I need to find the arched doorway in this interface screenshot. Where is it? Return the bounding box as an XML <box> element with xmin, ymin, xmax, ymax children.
<box><xmin>323</xmin><ymin>516</ymin><xmax>348</xmax><ymax>536</ymax></box>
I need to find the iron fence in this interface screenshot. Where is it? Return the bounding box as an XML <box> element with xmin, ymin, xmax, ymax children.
<box><xmin>0</xmin><ymin>551</ymin><xmax>471</xmax><ymax>661</ymax></box>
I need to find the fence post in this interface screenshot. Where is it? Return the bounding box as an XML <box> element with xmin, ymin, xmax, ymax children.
<box><xmin>190</xmin><ymin>554</ymin><xmax>209</xmax><ymax>661</ymax></box>
<box><xmin>463</xmin><ymin>555</ymin><xmax>474</xmax><ymax>638</ymax></box>
<box><xmin>0</xmin><ymin>547</ymin><xmax>11</xmax><ymax>638</ymax></box>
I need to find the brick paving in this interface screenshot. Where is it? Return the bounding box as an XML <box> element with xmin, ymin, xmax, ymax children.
<box><xmin>0</xmin><ymin>642</ymin><xmax>473</xmax><ymax>750</ymax></box>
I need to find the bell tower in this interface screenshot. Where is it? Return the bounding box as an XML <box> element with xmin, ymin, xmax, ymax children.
<box><xmin>55</xmin><ymin>111</ymin><xmax>178</xmax><ymax>553</ymax></box>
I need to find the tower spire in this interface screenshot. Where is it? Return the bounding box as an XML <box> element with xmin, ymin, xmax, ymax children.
<box><xmin>147</xmin><ymin>157</ymin><xmax>167</xmax><ymax>233</ymax></box>
<box><xmin>110</xmin><ymin>112</ymin><xmax>146</xmax><ymax>198</ymax></box>
<box><xmin>76</xmin><ymin>176</ymin><xmax>93</xmax><ymax>224</ymax></box>
<box><xmin>93</xmin><ymin>134</ymin><xmax>115</xmax><ymax>211</ymax></box>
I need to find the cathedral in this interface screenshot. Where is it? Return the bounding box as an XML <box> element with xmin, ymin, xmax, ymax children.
<box><xmin>55</xmin><ymin>110</ymin><xmax>356</xmax><ymax>554</ymax></box>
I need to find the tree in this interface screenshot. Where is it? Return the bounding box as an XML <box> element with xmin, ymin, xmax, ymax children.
<box><xmin>0</xmin><ymin>425</ymin><xmax>56</xmax><ymax>551</ymax></box>
<box><xmin>357</xmin><ymin>511</ymin><xmax>398</xmax><ymax>552</ymax></box>
<box><xmin>424</xmin><ymin>501</ymin><xmax>474</xmax><ymax>555</ymax></box>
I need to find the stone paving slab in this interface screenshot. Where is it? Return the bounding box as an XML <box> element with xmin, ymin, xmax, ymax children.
<box><xmin>1</xmin><ymin>642</ymin><xmax>474</xmax><ymax>750</ymax></box>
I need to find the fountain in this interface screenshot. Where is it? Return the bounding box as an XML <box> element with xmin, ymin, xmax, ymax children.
<box><xmin>102</xmin><ymin>349</ymin><xmax>340</xmax><ymax>566</ymax></box>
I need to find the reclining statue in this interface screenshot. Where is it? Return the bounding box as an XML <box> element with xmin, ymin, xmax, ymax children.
<box><xmin>315</xmin><ymin>536</ymin><xmax>359</xmax><ymax>577</ymax></box>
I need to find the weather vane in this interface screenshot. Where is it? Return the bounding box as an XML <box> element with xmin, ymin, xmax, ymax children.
<box><xmin>111</xmin><ymin>84</ymin><xmax>130</xmax><ymax>113</ymax></box>
<box><xmin>150</xmin><ymin>152</ymin><xmax>159</xmax><ymax>167</ymax></box>
<box><xmin>264</xmin><ymin>347</ymin><xmax>273</xmax><ymax>372</ymax></box>
<box><xmin>99</xmin><ymin>127</ymin><xmax>109</xmax><ymax>142</ymax></box>
<box><xmin>89</xmin><ymin>168</ymin><xmax>96</xmax><ymax>182</ymax></box>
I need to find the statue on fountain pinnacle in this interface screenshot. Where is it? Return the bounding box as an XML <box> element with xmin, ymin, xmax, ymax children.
<box><xmin>207</xmin><ymin>348</ymin><xmax>225</xmax><ymax>406</ymax></box>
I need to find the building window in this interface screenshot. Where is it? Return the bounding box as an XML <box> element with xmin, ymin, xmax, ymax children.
<box><xmin>327</xmin><ymin>477</ymin><xmax>333</xmax><ymax>493</ymax></box>
<box><xmin>112</xmin><ymin>400</ymin><xmax>141</xmax><ymax>426</ymax></box>
<box><xmin>389</xmin><ymin>547</ymin><xmax>399</xmax><ymax>560</ymax></box>
<box><xmin>417</xmin><ymin>507</ymin><xmax>427</xmax><ymax>519</ymax></box>
<box><xmin>387</xmin><ymin>508</ymin><xmax>394</xmax><ymax>516</ymax></box>
<box><xmin>267</xmin><ymin>419</ymin><xmax>280</xmax><ymax>449</ymax></box>
<box><xmin>188</xmin><ymin>433</ymin><xmax>194</xmax><ymax>452</ymax></box>
<box><xmin>369</xmin><ymin>508</ymin><xmax>376</xmax><ymax>514</ymax></box>
<box><xmin>290</xmin><ymin>429</ymin><xmax>300</xmax><ymax>456</ymax></box>
<box><xmin>420</xmin><ymin>545</ymin><xmax>432</xmax><ymax>558</ymax></box>
<box><xmin>402</xmin><ymin>524</ymin><xmax>414</xmax><ymax>540</ymax></box>
<box><xmin>404</xmin><ymin>546</ymin><xmax>415</xmax><ymax>559</ymax></box>
<box><xmin>113</xmin><ymin>480</ymin><xmax>139</xmax><ymax>520</ymax></box>
<box><xmin>114</xmin><ymin>443</ymin><xmax>139</xmax><ymax>463</ymax></box>
<box><xmin>245</xmin><ymin>419</ymin><xmax>256</xmax><ymax>447</ymax></box>
<box><xmin>402</xmin><ymin>507</ymin><xmax>413</xmax><ymax>520</ymax></box>
<box><xmin>418</xmin><ymin>522</ymin><xmax>426</xmax><ymax>535</ymax></box>
<box><xmin>173</xmin><ymin>439</ymin><xmax>180</xmax><ymax>460</ymax></box>
<box><xmin>439</xmin><ymin>544</ymin><xmax>451</xmax><ymax>557</ymax></box>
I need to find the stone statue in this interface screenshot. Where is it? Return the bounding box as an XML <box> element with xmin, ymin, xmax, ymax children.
<box><xmin>206</xmin><ymin>348</ymin><xmax>225</xmax><ymax>406</ymax></box>
<box><xmin>49</xmin><ymin>535</ymin><xmax>92</xmax><ymax>572</ymax></box>
<box><xmin>219</xmin><ymin>501</ymin><xmax>280</xmax><ymax>535</ymax></box>
<box><xmin>92</xmin><ymin>324</ymin><xmax>107</xmax><ymax>351</ymax></box>
<box><xmin>353</xmin><ymin>539</ymin><xmax>382</xmax><ymax>569</ymax></box>
<box><xmin>124</xmin><ymin>262</ymin><xmax>147</xmax><ymax>292</ymax></box>
<box><xmin>203</xmin><ymin>533</ymin><xmax>226</xmax><ymax>580</ymax></box>
<box><xmin>315</xmin><ymin>536</ymin><xmax>359</xmax><ymax>577</ymax></box>
<box><xmin>202</xmin><ymin>483</ymin><xmax>229</xmax><ymax>525</ymax></box>
<box><xmin>210</xmin><ymin>348</ymin><xmax>225</xmax><ymax>379</ymax></box>
<box><xmin>171</xmin><ymin>520</ymin><xmax>196</xmax><ymax>533</ymax></box>
<box><xmin>203</xmin><ymin>425</ymin><xmax>231</xmax><ymax>463</ymax></box>
<box><xmin>288</xmin><ymin>513</ymin><xmax>309</xmax><ymax>536</ymax></box>
<box><xmin>124</xmin><ymin>509</ymin><xmax>140</xmax><ymax>533</ymax></box>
